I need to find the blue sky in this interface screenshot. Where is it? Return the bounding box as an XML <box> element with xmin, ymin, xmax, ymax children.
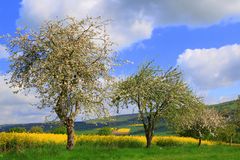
<box><xmin>0</xmin><ymin>0</ymin><xmax>240</xmax><ymax>124</ymax></box>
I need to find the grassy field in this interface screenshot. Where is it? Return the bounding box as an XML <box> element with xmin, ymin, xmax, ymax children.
<box><xmin>1</xmin><ymin>144</ymin><xmax>240</xmax><ymax>160</ymax></box>
<box><xmin>0</xmin><ymin>132</ymin><xmax>239</xmax><ymax>160</ymax></box>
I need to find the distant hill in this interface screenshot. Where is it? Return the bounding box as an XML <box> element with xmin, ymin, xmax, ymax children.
<box><xmin>0</xmin><ymin>114</ymin><xmax>141</xmax><ymax>133</ymax></box>
<box><xmin>209</xmin><ymin>100</ymin><xmax>238</xmax><ymax>111</ymax></box>
<box><xmin>0</xmin><ymin>113</ymin><xmax>170</xmax><ymax>135</ymax></box>
<box><xmin>1</xmin><ymin>100</ymin><xmax>238</xmax><ymax>135</ymax></box>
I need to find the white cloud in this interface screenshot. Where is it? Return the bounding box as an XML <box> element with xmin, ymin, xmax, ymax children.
<box><xmin>0</xmin><ymin>75</ymin><xmax>50</xmax><ymax>125</ymax></box>
<box><xmin>177</xmin><ymin>44</ymin><xmax>240</xmax><ymax>89</ymax></box>
<box><xmin>18</xmin><ymin>0</ymin><xmax>240</xmax><ymax>48</ymax></box>
<box><xmin>218</xmin><ymin>95</ymin><xmax>237</xmax><ymax>104</ymax></box>
<box><xmin>0</xmin><ymin>45</ymin><xmax>9</xmax><ymax>59</ymax></box>
<box><xmin>197</xmin><ymin>89</ymin><xmax>237</xmax><ymax>105</ymax></box>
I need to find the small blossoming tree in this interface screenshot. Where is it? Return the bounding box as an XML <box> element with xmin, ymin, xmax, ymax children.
<box><xmin>176</xmin><ymin>107</ymin><xmax>225</xmax><ymax>146</ymax></box>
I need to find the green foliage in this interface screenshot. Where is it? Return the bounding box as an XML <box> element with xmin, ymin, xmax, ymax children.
<box><xmin>233</xmin><ymin>133</ymin><xmax>240</xmax><ymax>143</ymax></box>
<box><xmin>156</xmin><ymin>139</ymin><xmax>182</xmax><ymax>147</ymax></box>
<box><xmin>1</xmin><ymin>138</ymin><xmax>42</xmax><ymax>152</ymax></box>
<box><xmin>77</xmin><ymin>138</ymin><xmax>145</xmax><ymax>148</ymax></box>
<box><xmin>97</xmin><ymin>127</ymin><xmax>113</xmax><ymax>135</ymax></box>
<box><xmin>9</xmin><ymin>127</ymin><xmax>26</xmax><ymax>133</ymax></box>
<box><xmin>216</xmin><ymin>124</ymin><xmax>236</xmax><ymax>140</ymax></box>
<box><xmin>29</xmin><ymin>126</ymin><xmax>44</xmax><ymax>133</ymax></box>
<box><xmin>78</xmin><ymin>139</ymin><xmax>144</xmax><ymax>148</ymax></box>
<box><xmin>177</xmin><ymin>129</ymin><xmax>199</xmax><ymax>139</ymax></box>
<box><xmin>178</xmin><ymin>129</ymin><xmax>215</xmax><ymax>142</ymax></box>
<box><xmin>212</xmin><ymin>95</ymin><xmax>240</xmax><ymax>144</ymax></box>
<box><xmin>50</xmin><ymin>126</ymin><xmax>67</xmax><ymax>134</ymax></box>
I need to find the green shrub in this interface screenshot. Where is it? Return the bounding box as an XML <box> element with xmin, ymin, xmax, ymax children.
<box><xmin>97</xmin><ymin>127</ymin><xmax>112</xmax><ymax>135</ymax></box>
<box><xmin>1</xmin><ymin>138</ymin><xmax>50</xmax><ymax>152</ymax></box>
<box><xmin>77</xmin><ymin>137</ymin><xmax>145</xmax><ymax>148</ymax></box>
<box><xmin>156</xmin><ymin>139</ymin><xmax>182</xmax><ymax>147</ymax></box>
<box><xmin>29</xmin><ymin>126</ymin><xmax>44</xmax><ymax>133</ymax></box>
<box><xmin>50</xmin><ymin>126</ymin><xmax>67</xmax><ymax>134</ymax></box>
<box><xmin>9</xmin><ymin>127</ymin><xmax>26</xmax><ymax>133</ymax></box>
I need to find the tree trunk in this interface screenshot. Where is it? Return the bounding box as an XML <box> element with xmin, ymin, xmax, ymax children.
<box><xmin>198</xmin><ymin>131</ymin><xmax>202</xmax><ymax>147</ymax></box>
<box><xmin>145</xmin><ymin>125</ymin><xmax>153</xmax><ymax>148</ymax></box>
<box><xmin>146</xmin><ymin>133</ymin><xmax>153</xmax><ymax>148</ymax></box>
<box><xmin>66</xmin><ymin>119</ymin><xmax>75</xmax><ymax>150</ymax></box>
<box><xmin>230</xmin><ymin>136</ymin><xmax>233</xmax><ymax>146</ymax></box>
<box><xmin>198</xmin><ymin>138</ymin><xmax>202</xmax><ymax>147</ymax></box>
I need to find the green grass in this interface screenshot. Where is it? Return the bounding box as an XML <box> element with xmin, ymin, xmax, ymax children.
<box><xmin>1</xmin><ymin>144</ymin><xmax>240</xmax><ymax>160</ymax></box>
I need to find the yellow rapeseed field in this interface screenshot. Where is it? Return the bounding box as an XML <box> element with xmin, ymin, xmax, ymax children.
<box><xmin>0</xmin><ymin>132</ymin><xmax>67</xmax><ymax>145</ymax></box>
<box><xmin>153</xmin><ymin>136</ymin><xmax>214</xmax><ymax>145</ymax></box>
<box><xmin>128</xmin><ymin>124</ymin><xmax>144</xmax><ymax>127</ymax></box>
<box><xmin>112</xmin><ymin>128</ymin><xmax>131</xmax><ymax>135</ymax></box>
<box><xmin>0</xmin><ymin>132</ymin><xmax>215</xmax><ymax>151</ymax></box>
<box><xmin>115</xmin><ymin>128</ymin><xmax>130</xmax><ymax>133</ymax></box>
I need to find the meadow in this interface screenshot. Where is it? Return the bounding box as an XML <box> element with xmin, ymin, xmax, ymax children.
<box><xmin>0</xmin><ymin>132</ymin><xmax>239</xmax><ymax>160</ymax></box>
<box><xmin>1</xmin><ymin>144</ymin><xmax>240</xmax><ymax>160</ymax></box>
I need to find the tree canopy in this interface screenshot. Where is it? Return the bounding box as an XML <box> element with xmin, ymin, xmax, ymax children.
<box><xmin>5</xmin><ymin>17</ymin><xmax>115</xmax><ymax>150</ymax></box>
<box><xmin>112</xmin><ymin>63</ymin><xmax>200</xmax><ymax>147</ymax></box>
<box><xmin>174</xmin><ymin>107</ymin><xmax>225</xmax><ymax>146</ymax></box>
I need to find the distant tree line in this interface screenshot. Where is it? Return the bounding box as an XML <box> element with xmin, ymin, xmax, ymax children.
<box><xmin>8</xmin><ymin>125</ymin><xmax>67</xmax><ymax>134</ymax></box>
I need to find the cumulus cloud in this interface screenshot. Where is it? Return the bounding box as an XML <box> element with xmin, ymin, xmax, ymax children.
<box><xmin>0</xmin><ymin>75</ymin><xmax>50</xmax><ymax>125</ymax></box>
<box><xmin>177</xmin><ymin>44</ymin><xmax>240</xmax><ymax>89</ymax></box>
<box><xmin>18</xmin><ymin>0</ymin><xmax>240</xmax><ymax>48</ymax></box>
<box><xmin>0</xmin><ymin>45</ymin><xmax>9</xmax><ymax>59</ymax></box>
